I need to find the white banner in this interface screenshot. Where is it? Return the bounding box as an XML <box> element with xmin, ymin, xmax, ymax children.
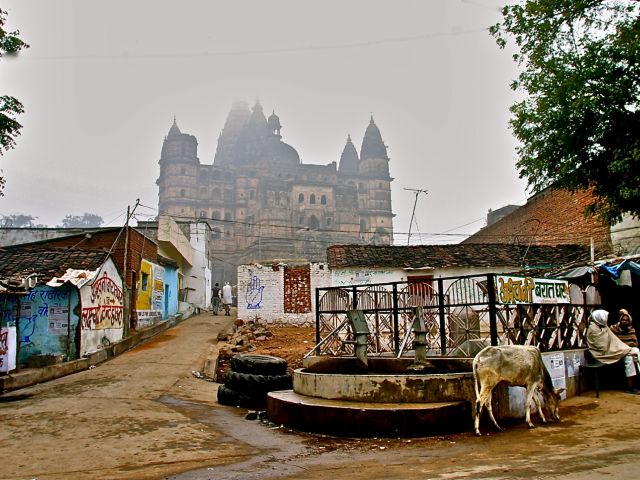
<box><xmin>0</xmin><ymin>326</ymin><xmax>17</xmax><ymax>373</ymax></box>
<box><xmin>495</xmin><ymin>275</ymin><xmax>570</xmax><ymax>305</ymax></box>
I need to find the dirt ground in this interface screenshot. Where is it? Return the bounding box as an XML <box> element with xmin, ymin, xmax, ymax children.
<box><xmin>250</xmin><ymin>326</ymin><xmax>315</xmax><ymax>371</ymax></box>
<box><xmin>194</xmin><ymin>324</ymin><xmax>640</xmax><ymax>480</ymax></box>
<box><xmin>216</xmin><ymin>325</ymin><xmax>315</xmax><ymax>381</ymax></box>
<box><xmin>4</xmin><ymin>314</ymin><xmax>639</xmax><ymax>480</ymax></box>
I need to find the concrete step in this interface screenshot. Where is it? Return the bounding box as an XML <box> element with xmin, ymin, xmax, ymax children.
<box><xmin>266</xmin><ymin>390</ymin><xmax>471</xmax><ymax>438</ymax></box>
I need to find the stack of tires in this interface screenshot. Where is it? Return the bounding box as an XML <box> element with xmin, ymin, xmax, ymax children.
<box><xmin>217</xmin><ymin>354</ymin><xmax>292</xmax><ymax>408</ymax></box>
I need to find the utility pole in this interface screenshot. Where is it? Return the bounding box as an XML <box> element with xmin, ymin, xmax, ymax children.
<box><xmin>122</xmin><ymin>199</ymin><xmax>140</xmax><ymax>338</ymax></box>
<box><xmin>404</xmin><ymin>188</ymin><xmax>428</xmax><ymax>245</ymax></box>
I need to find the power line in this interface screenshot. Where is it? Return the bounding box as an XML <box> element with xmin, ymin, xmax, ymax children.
<box><xmin>27</xmin><ymin>28</ymin><xmax>488</xmax><ymax>62</ymax></box>
<box><xmin>140</xmin><ymin>210</ymin><xmax>614</xmax><ymax>244</ymax></box>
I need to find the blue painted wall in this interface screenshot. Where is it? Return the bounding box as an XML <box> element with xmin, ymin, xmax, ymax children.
<box><xmin>0</xmin><ymin>284</ymin><xmax>80</xmax><ymax>365</ymax></box>
<box><xmin>163</xmin><ymin>265</ymin><xmax>179</xmax><ymax>319</ymax></box>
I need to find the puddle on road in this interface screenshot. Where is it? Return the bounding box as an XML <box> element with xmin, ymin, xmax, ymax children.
<box><xmin>0</xmin><ymin>393</ymin><xmax>33</xmax><ymax>403</ymax></box>
<box><xmin>158</xmin><ymin>395</ymin><xmax>470</xmax><ymax>480</ymax></box>
<box><xmin>159</xmin><ymin>395</ymin><xmax>318</xmax><ymax>480</ymax></box>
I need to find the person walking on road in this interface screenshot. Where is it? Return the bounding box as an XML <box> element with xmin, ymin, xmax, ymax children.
<box><xmin>211</xmin><ymin>283</ymin><xmax>222</xmax><ymax>315</ymax></box>
<box><xmin>221</xmin><ymin>282</ymin><xmax>233</xmax><ymax>316</ymax></box>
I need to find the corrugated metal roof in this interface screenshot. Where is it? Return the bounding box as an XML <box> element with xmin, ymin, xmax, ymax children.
<box><xmin>326</xmin><ymin>244</ymin><xmax>590</xmax><ymax>271</ymax></box>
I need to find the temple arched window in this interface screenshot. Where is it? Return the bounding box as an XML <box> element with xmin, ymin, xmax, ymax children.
<box><xmin>224</xmin><ymin>212</ymin><xmax>232</xmax><ymax>221</ymax></box>
<box><xmin>212</xmin><ymin>188</ymin><xmax>221</xmax><ymax>200</ymax></box>
<box><xmin>212</xmin><ymin>211</ymin><xmax>221</xmax><ymax>220</ymax></box>
<box><xmin>298</xmin><ymin>193</ymin><xmax>304</xmax><ymax>203</ymax></box>
<box><xmin>321</xmin><ymin>195</ymin><xmax>327</xmax><ymax>205</ymax></box>
<box><xmin>310</xmin><ymin>194</ymin><xmax>316</xmax><ymax>204</ymax></box>
<box><xmin>180</xmin><ymin>189</ymin><xmax>186</xmax><ymax>197</ymax></box>
<box><xmin>308</xmin><ymin>215</ymin><xmax>320</xmax><ymax>230</ymax></box>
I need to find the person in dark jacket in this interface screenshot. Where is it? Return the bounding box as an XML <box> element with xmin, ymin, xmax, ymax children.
<box><xmin>211</xmin><ymin>283</ymin><xmax>221</xmax><ymax>315</ymax></box>
<box><xmin>611</xmin><ymin>309</ymin><xmax>637</xmax><ymax>348</ymax></box>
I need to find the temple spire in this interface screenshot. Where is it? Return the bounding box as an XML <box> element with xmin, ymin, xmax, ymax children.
<box><xmin>338</xmin><ymin>134</ymin><xmax>359</xmax><ymax>174</ymax></box>
<box><xmin>360</xmin><ymin>116</ymin><xmax>388</xmax><ymax>160</ymax></box>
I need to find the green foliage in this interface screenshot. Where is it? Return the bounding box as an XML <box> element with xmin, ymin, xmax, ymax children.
<box><xmin>1</xmin><ymin>213</ymin><xmax>41</xmax><ymax>228</ymax></box>
<box><xmin>0</xmin><ymin>95</ymin><xmax>25</xmax><ymax>154</ymax></box>
<box><xmin>491</xmin><ymin>0</ymin><xmax>640</xmax><ymax>222</ymax></box>
<box><xmin>0</xmin><ymin>9</ymin><xmax>29</xmax><ymax>196</ymax></box>
<box><xmin>60</xmin><ymin>213</ymin><xmax>104</xmax><ymax>228</ymax></box>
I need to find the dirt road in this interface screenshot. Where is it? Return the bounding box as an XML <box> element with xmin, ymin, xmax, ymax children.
<box><xmin>171</xmin><ymin>392</ymin><xmax>640</xmax><ymax>480</ymax></box>
<box><xmin>1</xmin><ymin>313</ymin><xmax>639</xmax><ymax>480</ymax></box>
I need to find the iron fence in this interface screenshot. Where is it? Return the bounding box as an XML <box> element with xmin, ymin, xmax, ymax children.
<box><xmin>311</xmin><ymin>273</ymin><xmax>600</xmax><ymax>358</ymax></box>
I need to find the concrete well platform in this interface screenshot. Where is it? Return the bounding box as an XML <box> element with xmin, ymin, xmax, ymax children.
<box><xmin>267</xmin><ymin>390</ymin><xmax>470</xmax><ymax>438</ymax></box>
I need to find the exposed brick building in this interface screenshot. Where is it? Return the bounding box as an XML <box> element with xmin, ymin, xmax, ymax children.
<box><xmin>463</xmin><ymin>188</ymin><xmax>613</xmax><ymax>258</ymax></box>
<box><xmin>156</xmin><ymin>100</ymin><xmax>395</xmax><ymax>286</ymax></box>
<box><xmin>4</xmin><ymin>227</ymin><xmax>158</xmax><ymax>330</ymax></box>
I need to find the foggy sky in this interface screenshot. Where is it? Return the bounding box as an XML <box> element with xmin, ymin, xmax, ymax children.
<box><xmin>1</xmin><ymin>0</ymin><xmax>528</xmax><ymax>244</ymax></box>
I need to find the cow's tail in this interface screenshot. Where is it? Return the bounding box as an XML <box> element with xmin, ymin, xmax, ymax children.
<box><xmin>472</xmin><ymin>359</ymin><xmax>480</xmax><ymax>399</ymax></box>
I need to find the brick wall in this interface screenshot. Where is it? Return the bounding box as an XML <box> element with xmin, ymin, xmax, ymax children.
<box><xmin>464</xmin><ymin>188</ymin><xmax>613</xmax><ymax>257</ymax></box>
<box><xmin>42</xmin><ymin>228</ymin><xmax>158</xmax><ymax>289</ymax></box>
<box><xmin>237</xmin><ymin>262</ymin><xmax>331</xmax><ymax>326</ymax></box>
<box><xmin>284</xmin><ymin>265</ymin><xmax>311</xmax><ymax>314</ymax></box>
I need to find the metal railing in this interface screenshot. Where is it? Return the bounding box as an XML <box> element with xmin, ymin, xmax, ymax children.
<box><xmin>311</xmin><ymin>273</ymin><xmax>600</xmax><ymax>358</ymax></box>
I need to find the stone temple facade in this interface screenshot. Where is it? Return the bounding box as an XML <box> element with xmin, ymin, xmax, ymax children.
<box><xmin>156</xmin><ymin>100</ymin><xmax>394</xmax><ymax>284</ymax></box>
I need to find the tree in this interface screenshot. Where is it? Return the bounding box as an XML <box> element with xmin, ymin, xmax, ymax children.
<box><xmin>60</xmin><ymin>213</ymin><xmax>104</xmax><ymax>228</ymax></box>
<box><xmin>0</xmin><ymin>9</ymin><xmax>29</xmax><ymax>196</ymax></box>
<box><xmin>1</xmin><ymin>213</ymin><xmax>41</xmax><ymax>228</ymax></box>
<box><xmin>491</xmin><ymin>0</ymin><xmax>640</xmax><ymax>222</ymax></box>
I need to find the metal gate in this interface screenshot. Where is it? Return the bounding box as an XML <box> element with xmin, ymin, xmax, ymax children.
<box><xmin>311</xmin><ymin>273</ymin><xmax>600</xmax><ymax>358</ymax></box>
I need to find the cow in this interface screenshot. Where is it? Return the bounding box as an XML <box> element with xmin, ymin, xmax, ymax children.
<box><xmin>473</xmin><ymin>345</ymin><xmax>563</xmax><ymax>435</ymax></box>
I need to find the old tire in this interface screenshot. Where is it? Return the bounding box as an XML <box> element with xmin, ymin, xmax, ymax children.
<box><xmin>217</xmin><ymin>385</ymin><xmax>263</xmax><ymax>408</ymax></box>
<box><xmin>229</xmin><ymin>354</ymin><xmax>288</xmax><ymax>376</ymax></box>
<box><xmin>225</xmin><ymin>370</ymin><xmax>292</xmax><ymax>394</ymax></box>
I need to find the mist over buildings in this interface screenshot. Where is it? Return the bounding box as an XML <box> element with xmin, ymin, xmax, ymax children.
<box><xmin>1</xmin><ymin>0</ymin><xmax>527</xmax><ymax>243</ymax></box>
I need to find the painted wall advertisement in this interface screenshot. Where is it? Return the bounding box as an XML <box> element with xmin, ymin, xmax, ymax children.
<box><xmin>136</xmin><ymin>259</ymin><xmax>164</xmax><ymax>327</ymax></box>
<box><xmin>495</xmin><ymin>275</ymin><xmax>570</xmax><ymax>305</ymax></box>
<box><xmin>80</xmin><ymin>271</ymin><xmax>124</xmax><ymax>330</ymax></box>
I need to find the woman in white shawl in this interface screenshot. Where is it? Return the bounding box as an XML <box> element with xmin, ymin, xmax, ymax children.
<box><xmin>586</xmin><ymin>309</ymin><xmax>640</xmax><ymax>394</ymax></box>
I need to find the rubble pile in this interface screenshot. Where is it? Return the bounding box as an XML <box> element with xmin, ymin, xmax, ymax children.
<box><xmin>214</xmin><ymin>318</ymin><xmax>274</xmax><ymax>381</ymax></box>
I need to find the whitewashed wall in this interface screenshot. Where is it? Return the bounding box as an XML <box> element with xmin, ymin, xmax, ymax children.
<box><xmin>237</xmin><ymin>262</ymin><xmax>331</xmax><ymax>326</ymax></box>
<box><xmin>185</xmin><ymin>222</ymin><xmax>212</xmax><ymax>310</ymax></box>
<box><xmin>330</xmin><ymin>266</ymin><xmax>514</xmax><ymax>290</ymax></box>
<box><xmin>237</xmin><ymin>263</ymin><xmax>517</xmax><ymax>326</ymax></box>
<box><xmin>79</xmin><ymin>258</ymin><xmax>124</xmax><ymax>356</ymax></box>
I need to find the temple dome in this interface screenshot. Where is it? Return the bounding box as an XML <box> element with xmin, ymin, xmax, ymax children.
<box><xmin>338</xmin><ymin>135</ymin><xmax>359</xmax><ymax>175</ymax></box>
<box><xmin>360</xmin><ymin>116</ymin><xmax>388</xmax><ymax>160</ymax></box>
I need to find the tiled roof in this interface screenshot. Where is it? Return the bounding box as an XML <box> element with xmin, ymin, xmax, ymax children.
<box><xmin>0</xmin><ymin>247</ymin><xmax>110</xmax><ymax>283</ymax></box>
<box><xmin>326</xmin><ymin>244</ymin><xmax>590</xmax><ymax>271</ymax></box>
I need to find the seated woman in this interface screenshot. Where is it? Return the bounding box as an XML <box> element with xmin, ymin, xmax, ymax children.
<box><xmin>586</xmin><ymin>309</ymin><xmax>640</xmax><ymax>394</ymax></box>
<box><xmin>611</xmin><ymin>309</ymin><xmax>637</xmax><ymax>348</ymax></box>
